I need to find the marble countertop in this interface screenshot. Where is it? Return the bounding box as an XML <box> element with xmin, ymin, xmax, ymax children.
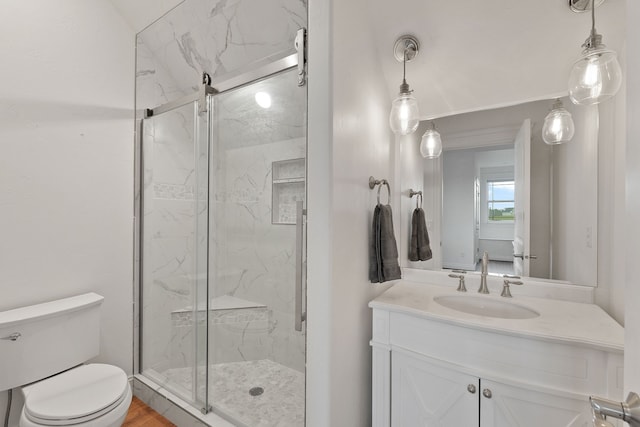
<box><xmin>369</xmin><ymin>281</ymin><xmax>624</xmax><ymax>353</ymax></box>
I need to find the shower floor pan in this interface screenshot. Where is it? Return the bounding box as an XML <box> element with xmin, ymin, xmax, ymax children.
<box><xmin>162</xmin><ymin>359</ymin><xmax>304</xmax><ymax>427</ymax></box>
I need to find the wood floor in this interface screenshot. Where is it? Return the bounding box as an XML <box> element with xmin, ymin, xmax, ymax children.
<box><xmin>123</xmin><ymin>396</ymin><xmax>176</xmax><ymax>427</ymax></box>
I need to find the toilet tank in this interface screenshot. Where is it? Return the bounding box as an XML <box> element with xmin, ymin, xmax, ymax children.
<box><xmin>0</xmin><ymin>293</ymin><xmax>104</xmax><ymax>391</ymax></box>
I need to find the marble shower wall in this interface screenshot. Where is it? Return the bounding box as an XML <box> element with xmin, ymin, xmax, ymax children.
<box><xmin>212</xmin><ymin>136</ymin><xmax>306</xmax><ymax>372</ymax></box>
<box><xmin>209</xmin><ymin>67</ymin><xmax>306</xmax><ymax>372</ymax></box>
<box><xmin>136</xmin><ymin>0</ymin><xmax>306</xmax><ymax>109</ymax></box>
<box><xmin>137</xmin><ymin>0</ymin><xmax>307</xmax><ymax>382</ymax></box>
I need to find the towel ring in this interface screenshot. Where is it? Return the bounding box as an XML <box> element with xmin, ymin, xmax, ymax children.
<box><xmin>377</xmin><ymin>180</ymin><xmax>391</xmax><ymax>205</ymax></box>
<box><xmin>369</xmin><ymin>176</ymin><xmax>391</xmax><ymax>205</ymax></box>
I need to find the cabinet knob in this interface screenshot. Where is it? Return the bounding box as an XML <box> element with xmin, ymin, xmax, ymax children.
<box><xmin>483</xmin><ymin>388</ymin><xmax>492</xmax><ymax>399</ymax></box>
<box><xmin>467</xmin><ymin>384</ymin><xmax>476</xmax><ymax>394</ymax></box>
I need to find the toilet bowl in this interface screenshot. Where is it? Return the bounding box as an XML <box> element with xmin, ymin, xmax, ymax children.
<box><xmin>19</xmin><ymin>364</ymin><xmax>132</xmax><ymax>427</ymax></box>
<box><xmin>0</xmin><ymin>293</ymin><xmax>132</xmax><ymax>427</ymax></box>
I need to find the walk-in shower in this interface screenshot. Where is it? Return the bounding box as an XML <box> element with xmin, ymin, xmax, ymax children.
<box><xmin>135</xmin><ymin>1</ymin><xmax>308</xmax><ymax>425</ymax></box>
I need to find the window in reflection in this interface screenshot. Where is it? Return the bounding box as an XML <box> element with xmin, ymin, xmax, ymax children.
<box><xmin>487</xmin><ymin>180</ymin><xmax>515</xmax><ymax>222</ymax></box>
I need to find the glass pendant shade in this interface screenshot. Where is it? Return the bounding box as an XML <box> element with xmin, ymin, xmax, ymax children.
<box><xmin>390</xmin><ymin>93</ymin><xmax>419</xmax><ymax>135</ymax></box>
<box><xmin>542</xmin><ymin>101</ymin><xmax>575</xmax><ymax>145</ymax></box>
<box><xmin>568</xmin><ymin>46</ymin><xmax>622</xmax><ymax>105</ymax></box>
<box><xmin>420</xmin><ymin>126</ymin><xmax>442</xmax><ymax>158</ymax></box>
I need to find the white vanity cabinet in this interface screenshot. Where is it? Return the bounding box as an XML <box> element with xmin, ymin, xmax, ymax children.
<box><xmin>370</xmin><ymin>282</ymin><xmax>624</xmax><ymax>427</ymax></box>
<box><xmin>392</xmin><ymin>350</ymin><xmax>478</xmax><ymax>425</ymax></box>
<box><xmin>392</xmin><ymin>350</ymin><xmax>593</xmax><ymax>426</ymax></box>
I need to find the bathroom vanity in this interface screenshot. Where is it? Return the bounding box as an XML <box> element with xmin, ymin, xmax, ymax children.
<box><xmin>369</xmin><ymin>280</ymin><xmax>624</xmax><ymax>427</ymax></box>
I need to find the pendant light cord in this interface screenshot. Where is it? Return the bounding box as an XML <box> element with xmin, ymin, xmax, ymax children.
<box><xmin>3</xmin><ymin>389</ymin><xmax>11</xmax><ymax>427</ymax></box>
<box><xmin>591</xmin><ymin>0</ymin><xmax>596</xmax><ymax>33</ymax></box>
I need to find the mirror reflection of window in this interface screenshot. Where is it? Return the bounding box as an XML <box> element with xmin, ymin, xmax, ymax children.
<box><xmin>487</xmin><ymin>180</ymin><xmax>515</xmax><ymax>222</ymax></box>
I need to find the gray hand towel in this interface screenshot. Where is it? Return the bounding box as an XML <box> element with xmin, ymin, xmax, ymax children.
<box><xmin>369</xmin><ymin>204</ymin><xmax>402</xmax><ymax>283</ymax></box>
<box><xmin>409</xmin><ymin>208</ymin><xmax>433</xmax><ymax>262</ymax></box>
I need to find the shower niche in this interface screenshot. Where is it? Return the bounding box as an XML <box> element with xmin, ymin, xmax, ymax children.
<box><xmin>272</xmin><ymin>158</ymin><xmax>306</xmax><ymax>225</ymax></box>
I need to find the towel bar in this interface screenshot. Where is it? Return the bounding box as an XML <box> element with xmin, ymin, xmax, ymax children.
<box><xmin>369</xmin><ymin>176</ymin><xmax>391</xmax><ymax>205</ymax></box>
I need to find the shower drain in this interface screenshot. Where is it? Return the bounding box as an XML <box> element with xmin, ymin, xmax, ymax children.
<box><xmin>249</xmin><ymin>386</ymin><xmax>264</xmax><ymax>396</ymax></box>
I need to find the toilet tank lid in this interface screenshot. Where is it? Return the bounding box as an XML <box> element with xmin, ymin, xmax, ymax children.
<box><xmin>0</xmin><ymin>293</ymin><xmax>103</xmax><ymax>329</ymax></box>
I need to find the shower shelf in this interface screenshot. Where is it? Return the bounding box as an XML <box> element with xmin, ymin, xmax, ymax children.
<box><xmin>273</xmin><ymin>177</ymin><xmax>305</xmax><ymax>184</ymax></box>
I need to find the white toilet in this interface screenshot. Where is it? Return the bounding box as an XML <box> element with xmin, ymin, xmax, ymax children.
<box><xmin>0</xmin><ymin>293</ymin><xmax>132</xmax><ymax>427</ymax></box>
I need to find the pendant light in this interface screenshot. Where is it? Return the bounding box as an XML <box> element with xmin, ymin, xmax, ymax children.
<box><xmin>420</xmin><ymin>122</ymin><xmax>442</xmax><ymax>158</ymax></box>
<box><xmin>542</xmin><ymin>99</ymin><xmax>575</xmax><ymax>145</ymax></box>
<box><xmin>389</xmin><ymin>36</ymin><xmax>420</xmax><ymax>136</ymax></box>
<box><xmin>568</xmin><ymin>0</ymin><xmax>622</xmax><ymax>105</ymax></box>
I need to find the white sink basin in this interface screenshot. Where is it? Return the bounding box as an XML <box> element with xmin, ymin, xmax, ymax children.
<box><xmin>434</xmin><ymin>295</ymin><xmax>540</xmax><ymax>319</ymax></box>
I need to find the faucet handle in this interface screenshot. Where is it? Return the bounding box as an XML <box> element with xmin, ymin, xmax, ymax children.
<box><xmin>501</xmin><ymin>279</ymin><xmax>523</xmax><ymax>298</ymax></box>
<box><xmin>503</xmin><ymin>274</ymin><xmax>521</xmax><ymax>280</ymax></box>
<box><xmin>448</xmin><ymin>273</ymin><xmax>467</xmax><ymax>292</ymax></box>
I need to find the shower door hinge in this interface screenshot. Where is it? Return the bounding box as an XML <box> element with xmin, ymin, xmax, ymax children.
<box><xmin>295</xmin><ymin>28</ymin><xmax>307</xmax><ymax>87</ymax></box>
<box><xmin>199</xmin><ymin>72</ymin><xmax>218</xmax><ymax>114</ymax></box>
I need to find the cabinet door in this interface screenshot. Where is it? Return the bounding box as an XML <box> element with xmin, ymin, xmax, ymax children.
<box><xmin>392</xmin><ymin>351</ymin><xmax>479</xmax><ymax>426</ymax></box>
<box><xmin>479</xmin><ymin>379</ymin><xmax>592</xmax><ymax>427</ymax></box>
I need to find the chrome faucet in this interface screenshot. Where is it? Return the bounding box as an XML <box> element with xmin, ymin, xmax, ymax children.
<box><xmin>590</xmin><ymin>392</ymin><xmax>640</xmax><ymax>427</ymax></box>
<box><xmin>478</xmin><ymin>252</ymin><xmax>490</xmax><ymax>294</ymax></box>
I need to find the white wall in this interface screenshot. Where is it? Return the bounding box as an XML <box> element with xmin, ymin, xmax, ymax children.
<box><xmin>368</xmin><ymin>0</ymin><xmax>626</xmax><ymax>121</ymax></box>
<box><xmin>329</xmin><ymin>1</ymin><xmax>397</xmax><ymax>421</ymax></box>
<box><xmin>305</xmin><ymin>0</ymin><xmax>333</xmax><ymax>423</ymax></box>
<box><xmin>552</xmin><ymin>104</ymin><xmax>599</xmax><ymax>286</ymax></box>
<box><xmin>306</xmin><ymin>0</ymin><xmax>396</xmax><ymax>424</ymax></box>
<box><xmin>0</xmin><ymin>1</ymin><xmax>134</xmax><ymax>424</ymax></box>
<box><xmin>478</xmin><ymin>240</ymin><xmax>512</xmax><ymax>262</ymax></box>
<box><xmin>625</xmin><ymin>0</ymin><xmax>640</xmax><ymax>393</ymax></box>
<box><xmin>596</xmin><ymin>58</ymin><xmax>627</xmax><ymax>325</ymax></box>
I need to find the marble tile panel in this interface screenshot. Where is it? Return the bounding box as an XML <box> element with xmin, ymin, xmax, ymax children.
<box><xmin>145</xmin><ymin>198</ymin><xmax>197</xmax><ymax>238</ymax></box>
<box><xmin>142</xmin><ymin>236</ymin><xmax>199</xmax><ymax>372</ymax></box>
<box><xmin>146</xmin><ymin>107</ymin><xmax>197</xmax><ymax>187</ymax></box>
<box><xmin>266</xmin><ymin>309</ymin><xmax>305</xmax><ymax>373</ymax></box>
<box><xmin>209</xmin><ymin>308</ymin><xmax>270</xmax><ymax>364</ymax></box>
<box><xmin>169</xmin><ymin>304</ymin><xmax>271</xmax><ymax>367</ymax></box>
<box><xmin>136</xmin><ymin>40</ymin><xmax>188</xmax><ymax>109</ymax></box>
<box><xmin>138</xmin><ymin>0</ymin><xmax>307</xmax><ymax>102</ymax></box>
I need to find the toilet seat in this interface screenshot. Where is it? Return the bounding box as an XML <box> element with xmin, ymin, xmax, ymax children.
<box><xmin>22</xmin><ymin>364</ymin><xmax>130</xmax><ymax>426</ymax></box>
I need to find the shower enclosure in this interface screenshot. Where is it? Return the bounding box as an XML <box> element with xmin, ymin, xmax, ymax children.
<box><xmin>135</xmin><ymin>2</ymin><xmax>308</xmax><ymax>425</ymax></box>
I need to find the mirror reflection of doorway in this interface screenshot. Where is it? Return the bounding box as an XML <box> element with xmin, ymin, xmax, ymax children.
<box><xmin>442</xmin><ymin>118</ymin><xmax>531</xmax><ymax>277</ymax></box>
<box><xmin>442</xmin><ymin>146</ymin><xmax>517</xmax><ymax>275</ymax></box>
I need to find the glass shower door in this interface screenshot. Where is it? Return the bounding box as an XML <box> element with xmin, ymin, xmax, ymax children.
<box><xmin>206</xmin><ymin>66</ymin><xmax>307</xmax><ymax>426</ymax></box>
<box><xmin>140</xmin><ymin>97</ymin><xmax>210</xmax><ymax>410</ymax></box>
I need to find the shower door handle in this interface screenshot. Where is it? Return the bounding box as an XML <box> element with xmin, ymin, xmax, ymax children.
<box><xmin>295</xmin><ymin>200</ymin><xmax>307</xmax><ymax>332</ymax></box>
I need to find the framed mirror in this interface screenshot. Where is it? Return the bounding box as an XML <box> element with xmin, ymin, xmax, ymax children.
<box><xmin>399</xmin><ymin>97</ymin><xmax>600</xmax><ymax>286</ymax></box>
